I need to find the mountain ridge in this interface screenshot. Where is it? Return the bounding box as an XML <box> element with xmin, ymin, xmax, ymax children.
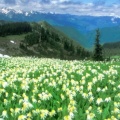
<box><xmin>103</xmin><ymin>41</ymin><xmax>120</xmax><ymax>57</ymax></box>
<box><xmin>1</xmin><ymin>8</ymin><xmax>120</xmax><ymax>49</ymax></box>
<box><xmin>0</xmin><ymin>21</ymin><xmax>90</xmax><ymax>59</ymax></box>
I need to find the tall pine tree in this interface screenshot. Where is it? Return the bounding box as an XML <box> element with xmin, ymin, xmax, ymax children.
<box><xmin>93</xmin><ymin>29</ymin><xmax>103</xmax><ymax>61</ymax></box>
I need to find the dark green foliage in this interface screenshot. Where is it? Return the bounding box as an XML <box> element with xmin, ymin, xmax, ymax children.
<box><xmin>76</xmin><ymin>47</ymin><xmax>82</xmax><ymax>55</ymax></box>
<box><xmin>0</xmin><ymin>22</ymin><xmax>32</xmax><ymax>36</ymax></box>
<box><xmin>103</xmin><ymin>41</ymin><xmax>120</xmax><ymax>57</ymax></box>
<box><xmin>64</xmin><ymin>40</ymin><xmax>70</xmax><ymax>51</ymax></box>
<box><xmin>22</xmin><ymin>22</ymin><xmax>91</xmax><ymax>60</ymax></box>
<box><xmin>93</xmin><ymin>29</ymin><xmax>103</xmax><ymax>61</ymax></box>
<box><xmin>24</xmin><ymin>32</ymin><xmax>40</xmax><ymax>46</ymax></box>
<box><xmin>19</xmin><ymin>42</ymin><xmax>25</xmax><ymax>49</ymax></box>
<box><xmin>103</xmin><ymin>41</ymin><xmax>120</xmax><ymax>49</ymax></box>
<box><xmin>0</xmin><ymin>20</ymin><xmax>91</xmax><ymax>59</ymax></box>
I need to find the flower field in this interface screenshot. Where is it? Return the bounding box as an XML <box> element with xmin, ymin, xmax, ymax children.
<box><xmin>0</xmin><ymin>57</ymin><xmax>120</xmax><ymax>120</ymax></box>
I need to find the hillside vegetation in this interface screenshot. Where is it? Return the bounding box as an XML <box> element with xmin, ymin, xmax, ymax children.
<box><xmin>0</xmin><ymin>21</ymin><xmax>90</xmax><ymax>60</ymax></box>
<box><xmin>0</xmin><ymin>57</ymin><xmax>120</xmax><ymax>119</ymax></box>
<box><xmin>103</xmin><ymin>41</ymin><xmax>120</xmax><ymax>57</ymax></box>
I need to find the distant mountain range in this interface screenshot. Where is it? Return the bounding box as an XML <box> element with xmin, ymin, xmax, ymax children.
<box><xmin>0</xmin><ymin>8</ymin><xmax>120</xmax><ymax>49</ymax></box>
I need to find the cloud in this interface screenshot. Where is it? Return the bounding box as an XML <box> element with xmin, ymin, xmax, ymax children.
<box><xmin>0</xmin><ymin>0</ymin><xmax>120</xmax><ymax>17</ymax></box>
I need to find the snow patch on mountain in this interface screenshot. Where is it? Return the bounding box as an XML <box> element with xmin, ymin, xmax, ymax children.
<box><xmin>0</xmin><ymin>53</ymin><xmax>10</xmax><ymax>58</ymax></box>
<box><xmin>10</xmin><ymin>40</ymin><xmax>16</xmax><ymax>44</ymax></box>
<box><xmin>1</xmin><ymin>8</ymin><xmax>10</xmax><ymax>14</ymax></box>
<box><xmin>111</xmin><ymin>17</ymin><xmax>117</xmax><ymax>24</ymax></box>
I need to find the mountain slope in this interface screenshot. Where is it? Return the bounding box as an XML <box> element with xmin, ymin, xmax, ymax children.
<box><xmin>85</xmin><ymin>26</ymin><xmax>120</xmax><ymax>48</ymax></box>
<box><xmin>54</xmin><ymin>26</ymin><xmax>87</xmax><ymax>47</ymax></box>
<box><xmin>0</xmin><ymin>21</ymin><xmax>90</xmax><ymax>59</ymax></box>
<box><xmin>1</xmin><ymin>8</ymin><xmax>120</xmax><ymax>49</ymax></box>
<box><xmin>103</xmin><ymin>41</ymin><xmax>120</xmax><ymax>57</ymax></box>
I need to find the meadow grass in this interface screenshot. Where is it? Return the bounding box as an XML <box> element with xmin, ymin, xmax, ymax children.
<box><xmin>0</xmin><ymin>34</ymin><xmax>29</xmax><ymax>41</ymax></box>
<box><xmin>0</xmin><ymin>57</ymin><xmax>120</xmax><ymax>120</ymax></box>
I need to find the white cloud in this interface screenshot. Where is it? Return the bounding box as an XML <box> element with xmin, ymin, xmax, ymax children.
<box><xmin>0</xmin><ymin>0</ymin><xmax>120</xmax><ymax>17</ymax></box>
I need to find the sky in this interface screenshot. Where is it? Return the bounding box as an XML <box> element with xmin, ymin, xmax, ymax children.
<box><xmin>0</xmin><ymin>0</ymin><xmax>120</xmax><ymax>17</ymax></box>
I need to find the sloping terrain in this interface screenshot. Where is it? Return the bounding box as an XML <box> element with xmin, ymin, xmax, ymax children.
<box><xmin>0</xmin><ymin>21</ymin><xmax>90</xmax><ymax>59</ymax></box>
<box><xmin>1</xmin><ymin>9</ymin><xmax>120</xmax><ymax>49</ymax></box>
<box><xmin>103</xmin><ymin>41</ymin><xmax>120</xmax><ymax>57</ymax></box>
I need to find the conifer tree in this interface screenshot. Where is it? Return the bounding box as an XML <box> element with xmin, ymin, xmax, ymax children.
<box><xmin>93</xmin><ymin>29</ymin><xmax>103</xmax><ymax>61</ymax></box>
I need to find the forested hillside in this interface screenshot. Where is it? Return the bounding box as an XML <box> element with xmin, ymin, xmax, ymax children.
<box><xmin>0</xmin><ymin>21</ymin><xmax>90</xmax><ymax>59</ymax></box>
<box><xmin>103</xmin><ymin>41</ymin><xmax>120</xmax><ymax>57</ymax></box>
<box><xmin>0</xmin><ymin>22</ymin><xmax>32</xmax><ymax>36</ymax></box>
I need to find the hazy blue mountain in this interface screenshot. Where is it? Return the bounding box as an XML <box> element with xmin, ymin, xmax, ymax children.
<box><xmin>86</xmin><ymin>26</ymin><xmax>120</xmax><ymax>48</ymax></box>
<box><xmin>54</xmin><ymin>26</ymin><xmax>87</xmax><ymax>47</ymax></box>
<box><xmin>0</xmin><ymin>8</ymin><xmax>120</xmax><ymax>49</ymax></box>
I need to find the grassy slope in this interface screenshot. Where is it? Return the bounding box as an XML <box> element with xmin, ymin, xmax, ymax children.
<box><xmin>0</xmin><ymin>57</ymin><xmax>120</xmax><ymax>119</ymax></box>
<box><xmin>0</xmin><ymin>34</ymin><xmax>28</xmax><ymax>56</ymax></box>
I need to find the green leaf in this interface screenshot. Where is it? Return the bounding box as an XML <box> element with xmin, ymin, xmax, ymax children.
<box><xmin>102</xmin><ymin>105</ymin><xmax>110</xmax><ymax>119</ymax></box>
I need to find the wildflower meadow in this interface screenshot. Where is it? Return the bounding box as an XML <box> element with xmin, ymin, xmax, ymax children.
<box><xmin>0</xmin><ymin>57</ymin><xmax>120</xmax><ymax>120</ymax></box>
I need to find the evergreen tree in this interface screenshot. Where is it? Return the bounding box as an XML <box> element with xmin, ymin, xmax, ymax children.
<box><xmin>93</xmin><ymin>29</ymin><xmax>103</xmax><ymax>61</ymax></box>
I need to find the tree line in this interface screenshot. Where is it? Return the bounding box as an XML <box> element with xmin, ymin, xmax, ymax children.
<box><xmin>20</xmin><ymin>24</ymin><xmax>90</xmax><ymax>59</ymax></box>
<box><xmin>0</xmin><ymin>21</ymin><xmax>100</xmax><ymax>60</ymax></box>
<box><xmin>0</xmin><ymin>22</ymin><xmax>32</xmax><ymax>36</ymax></box>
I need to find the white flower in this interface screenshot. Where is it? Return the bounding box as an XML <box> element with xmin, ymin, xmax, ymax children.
<box><xmin>92</xmin><ymin>77</ymin><xmax>97</xmax><ymax>84</ymax></box>
<box><xmin>113</xmin><ymin>107</ymin><xmax>120</xmax><ymax>114</ymax></box>
<box><xmin>4</xmin><ymin>99</ymin><xmax>8</xmax><ymax>106</ymax></box>
<box><xmin>69</xmin><ymin>112</ymin><xmax>74</xmax><ymax>119</ymax></box>
<box><xmin>88</xmin><ymin>106</ymin><xmax>92</xmax><ymax>111</ymax></box>
<box><xmin>97</xmin><ymin>107</ymin><xmax>102</xmax><ymax>114</ymax></box>
<box><xmin>105</xmin><ymin>97</ymin><xmax>111</xmax><ymax>102</ymax></box>
<box><xmin>2</xmin><ymin>81</ymin><xmax>9</xmax><ymax>88</ymax></box>
<box><xmin>87</xmin><ymin>113</ymin><xmax>95</xmax><ymax>120</ymax></box>
<box><xmin>79</xmin><ymin>86</ymin><xmax>83</xmax><ymax>90</ymax></box>
<box><xmin>64</xmin><ymin>115</ymin><xmax>72</xmax><ymax>120</ymax></box>
<box><xmin>88</xmin><ymin>85</ymin><xmax>92</xmax><ymax>91</ymax></box>
<box><xmin>98</xmin><ymin>74</ymin><xmax>104</xmax><ymax>81</ymax></box>
<box><xmin>89</xmin><ymin>96</ymin><xmax>94</xmax><ymax>103</ymax></box>
<box><xmin>49</xmin><ymin>110</ymin><xmax>56</xmax><ymax>117</ymax></box>
<box><xmin>82</xmin><ymin>93</ymin><xmax>88</xmax><ymax>99</ymax></box>
<box><xmin>91</xmin><ymin>69</ymin><xmax>97</xmax><ymax>74</ymax></box>
<box><xmin>1</xmin><ymin>110</ymin><xmax>8</xmax><ymax>118</ymax></box>
<box><xmin>86</xmin><ymin>73</ymin><xmax>90</xmax><ymax>78</ymax></box>
<box><xmin>40</xmin><ymin>109</ymin><xmax>49</xmax><ymax>119</ymax></box>
<box><xmin>105</xmin><ymin>86</ymin><xmax>108</xmax><ymax>90</ymax></box>
<box><xmin>75</xmin><ymin>86</ymin><xmax>80</xmax><ymax>91</ymax></box>
<box><xmin>81</xmin><ymin>79</ymin><xmax>85</xmax><ymax>85</ymax></box>
<box><xmin>96</xmin><ymin>98</ymin><xmax>103</xmax><ymax>105</ymax></box>
<box><xmin>61</xmin><ymin>94</ymin><xmax>65</xmax><ymax>100</ymax></box>
<box><xmin>5</xmin><ymin>92</ymin><xmax>8</xmax><ymax>97</ymax></box>
<box><xmin>97</xmin><ymin>87</ymin><xmax>101</xmax><ymax>92</ymax></box>
<box><xmin>15</xmin><ymin>108</ymin><xmax>21</xmax><ymax>115</ymax></box>
<box><xmin>86</xmin><ymin>110</ymin><xmax>89</xmax><ymax>114</ymax></box>
<box><xmin>117</xmin><ymin>84</ymin><xmax>120</xmax><ymax>89</ymax></box>
<box><xmin>18</xmin><ymin>115</ymin><xmax>27</xmax><ymax>120</ymax></box>
<box><xmin>22</xmin><ymin>101</ymin><xmax>33</xmax><ymax>112</ymax></box>
<box><xmin>21</xmin><ymin>83</ymin><xmax>29</xmax><ymax>91</ymax></box>
<box><xmin>57</xmin><ymin>107</ymin><xmax>62</xmax><ymax>112</ymax></box>
<box><xmin>32</xmin><ymin>97</ymin><xmax>37</xmax><ymax>103</ymax></box>
<box><xmin>88</xmin><ymin>92</ymin><xmax>93</xmax><ymax>96</ymax></box>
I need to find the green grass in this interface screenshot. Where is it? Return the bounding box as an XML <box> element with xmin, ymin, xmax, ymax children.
<box><xmin>0</xmin><ymin>33</ymin><xmax>30</xmax><ymax>41</ymax></box>
<box><xmin>0</xmin><ymin>57</ymin><xmax>120</xmax><ymax>120</ymax></box>
<box><xmin>111</xmin><ymin>55</ymin><xmax>120</xmax><ymax>59</ymax></box>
